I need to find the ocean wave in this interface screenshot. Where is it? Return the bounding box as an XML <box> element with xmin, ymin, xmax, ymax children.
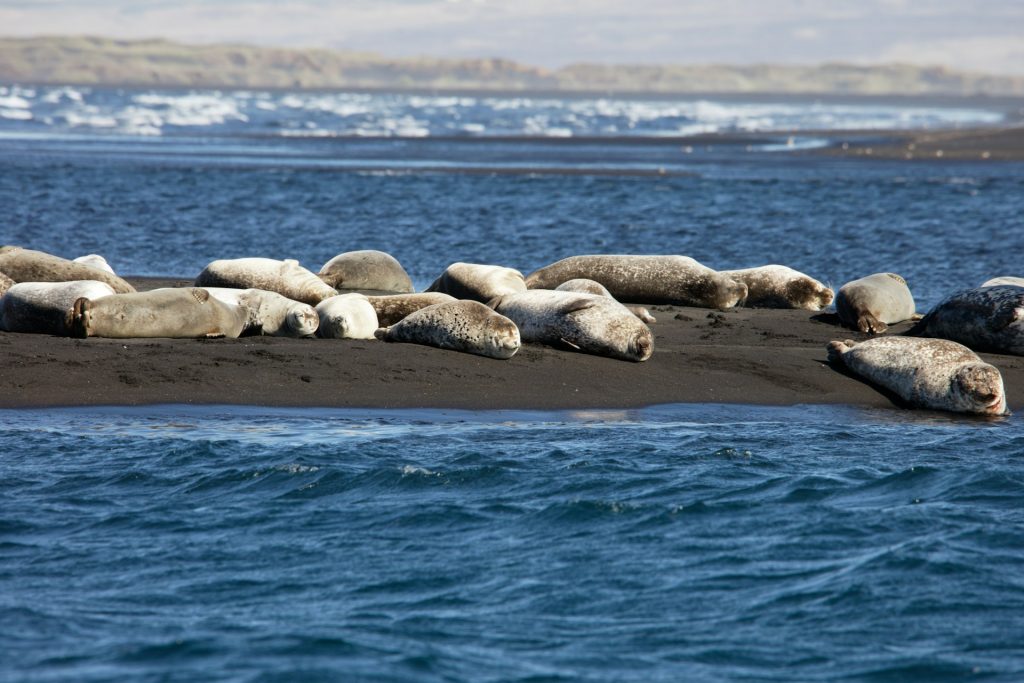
<box><xmin>0</xmin><ymin>85</ymin><xmax>1004</xmax><ymax>139</ymax></box>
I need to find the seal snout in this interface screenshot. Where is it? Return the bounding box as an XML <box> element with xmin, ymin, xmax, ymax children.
<box><xmin>632</xmin><ymin>331</ymin><xmax>654</xmax><ymax>362</ymax></box>
<box><xmin>956</xmin><ymin>364</ymin><xmax>1008</xmax><ymax>415</ymax></box>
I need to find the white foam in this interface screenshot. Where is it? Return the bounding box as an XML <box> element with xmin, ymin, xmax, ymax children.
<box><xmin>0</xmin><ymin>108</ymin><xmax>32</xmax><ymax>121</ymax></box>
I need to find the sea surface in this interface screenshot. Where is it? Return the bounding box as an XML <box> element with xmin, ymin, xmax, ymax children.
<box><xmin>2</xmin><ymin>86</ymin><xmax>1024</xmax><ymax>681</ymax></box>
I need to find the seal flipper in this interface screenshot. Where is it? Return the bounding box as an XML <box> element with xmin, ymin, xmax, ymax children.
<box><xmin>70</xmin><ymin>297</ymin><xmax>91</xmax><ymax>339</ymax></box>
<box><xmin>857</xmin><ymin>313</ymin><xmax>887</xmax><ymax>335</ymax></box>
<box><xmin>827</xmin><ymin>339</ymin><xmax>855</xmax><ymax>365</ymax></box>
<box><xmin>559</xmin><ymin>299</ymin><xmax>599</xmax><ymax>315</ymax></box>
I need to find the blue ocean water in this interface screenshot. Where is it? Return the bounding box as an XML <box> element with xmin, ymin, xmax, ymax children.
<box><xmin>2</xmin><ymin>404</ymin><xmax>1024</xmax><ymax>682</ymax></box>
<box><xmin>3</xmin><ymin>87</ymin><xmax>1024</xmax><ymax>681</ymax></box>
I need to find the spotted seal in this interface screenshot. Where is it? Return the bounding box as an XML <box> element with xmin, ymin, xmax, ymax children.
<box><xmin>195</xmin><ymin>258</ymin><xmax>337</xmax><ymax>306</ymax></box>
<box><xmin>0</xmin><ymin>271</ymin><xmax>13</xmax><ymax>297</ymax></box>
<box><xmin>909</xmin><ymin>285</ymin><xmax>1024</xmax><ymax>355</ymax></box>
<box><xmin>524</xmin><ymin>255</ymin><xmax>747</xmax><ymax>309</ymax></box>
<box><xmin>71</xmin><ymin>287</ymin><xmax>249</xmax><ymax>339</ymax></box>
<box><xmin>554</xmin><ymin>278</ymin><xmax>657</xmax><ymax>323</ymax></box>
<box><xmin>318</xmin><ymin>250</ymin><xmax>414</xmax><ymax>293</ymax></box>
<box><xmin>834</xmin><ymin>273</ymin><xmax>917</xmax><ymax>334</ymax></box>
<box><xmin>488</xmin><ymin>290</ymin><xmax>654</xmax><ymax>362</ymax></box>
<box><xmin>0</xmin><ymin>280</ymin><xmax>116</xmax><ymax>335</ymax></box>
<box><xmin>365</xmin><ymin>292</ymin><xmax>457</xmax><ymax>326</ymax></box>
<box><xmin>203</xmin><ymin>287</ymin><xmax>319</xmax><ymax>337</ymax></box>
<box><xmin>720</xmin><ymin>265</ymin><xmax>833</xmax><ymax>310</ymax></box>
<box><xmin>376</xmin><ymin>300</ymin><xmax>520</xmax><ymax>359</ymax></box>
<box><xmin>425</xmin><ymin>262</ymin><xmax>527</xmax><ymax>303</ymax></box>
<box><xmin>0</xmin><ymin>246</ymin><xmax>136</xmax><ymax>294</ymax></box>
<box><xmin>315</xmin><ymin>293</ymin><xmax>380</xmax><ymax>339</ymax></box>
<box><xmin>828</xmin><ymin>337</ymin><xmax>1008</xmax><ymax>415</ymax></box>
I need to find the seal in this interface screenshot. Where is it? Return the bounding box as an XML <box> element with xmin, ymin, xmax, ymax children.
<box><xmin>0</xmin><ymin>246</ymin><xmax>136</xmax><ymax>294</ymax></box>
<box><xmin>488</xmin><ymin>290</ymin><xmax>654</xmax><ymax>362</ymax></box>
<box><xmin>365</xmin><ymin>292</ymin><xmax>457</xmax><ymax>326</ymax></box>
<box><xmin>425</xmin><ymin>262</ymin><xmax>527</xmax><ymax>303</ymax></box>
<box><xmin>828</xmin><ymin>337</ymin><xmax>1008</xmax><ymax>415</ymax></box>
<box><xmin>0</xmin><ymin>280</ymin><xmax>116</xmax><ymax>335</ymax></box>
<box><xmin>195</xmin><ymin>258</ymin><xmax>337</xmax><ymax>306</ymax></box>
<box><xmin>719</xmin><ymin>265</ymin><xmax>833</xmax><ymax>310</ymax></box>
<box><xmin>71</xmin><ymin>287</ymin><xmax>249</xmax><ymax>339</ymax></box>
<box><xmin>982</xmin><ymin>276</ymin><xmax>1024</xmax><ymax>288</ymax></box>
<box><xmin>203</xmin><ymin>287</ymin><xmax>319</xmax><ymax>337</ymax></box>
<box><xmin>315</xmin><ymin>293</ymin><xmax>380</xmax><ymax>339</ymax></box>
<box><xmin>73</xmin><ymin>254</ymin><xmax>116</xmax><ymax>275</ymax></box>
<box><xmin>554</xmin><ymin>278</ymin><xmax>657</xmax><ymax>323</ymax></box>
<box><xmin>0</xmin><ymin>271</ymin><xmax>13</xmax><ymax>297</ymax></box>
<box><xmin>524</xmin><ymin>255</ymin><xmax>747</xmax><ymax>309</ymax></box>
<box><xmin>318</xmin><ymin>250</ymin><xmax>415</xmax><ymax>293</ymax></box>
<box><xmin>909</xmin><ymin>285</ymin><xmax>1024</xmax><ymax>355</ymax></box>
<box><xmin>834</xmin><ymin>273</ymin><xmax>917</xmax><ymax>334</ymax></box>
<box><xmin>376</xmin><ymin>300</ymin><xmax>521</xmax><ymax>359</ymax></box>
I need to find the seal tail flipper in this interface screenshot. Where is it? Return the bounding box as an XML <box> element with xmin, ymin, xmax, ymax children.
<box><xmin>628</xmin><ymin>305</ymin><xmax>656</xmax><ymax>324</ymax></box>
<box><xmin>70</xmin><ymin>297</ymin><xmax>91</xmax><ymax>338</ymax></box>
<box><xmin>857</xmin><ymin>313</ymin><xmax>887</xmax><ymax>335</ymax></box>
<box><xmin>827</xmin><ymin>339</ymin><xmax>855</xmax><ymax>365</ymax></box>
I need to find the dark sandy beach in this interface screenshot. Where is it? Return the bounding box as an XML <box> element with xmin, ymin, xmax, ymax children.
<box><xmin>1</xmin><ymin>277</ymin><xmax>1021</xmax><ymax>412</ymax></box>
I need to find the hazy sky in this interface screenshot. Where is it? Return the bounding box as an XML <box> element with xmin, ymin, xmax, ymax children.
<box><xmin>2</xmin><ymin>0</ymin><xmax>1023</xmax><ymax>74</ymax></box>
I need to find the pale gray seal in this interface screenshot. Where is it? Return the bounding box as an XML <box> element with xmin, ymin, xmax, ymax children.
<box><xmin>981</xmin><ymin>276</ymin><xmax>1024</xmax><ymax>288</ymax></box>
<box><xmin>376</xmin><ymin>300</ymin><xmax>520</xmax><ymax>359</ymax></box>
<box><xmin>910</xmin><ymin>285</ymin><xmax>1024</xmax><ymax>355</ymax></box>
<box><xmin>71</xmin><ymin>288</ymin><xmax>249</xmax><ymax>339</ymax></box>
<box><xmin>524</xmin><ymin>255</ymin><xmax>747</xmax><ymax>309</ymax></box>
<box><xmin>488</xmin><ymin>290</ymin><xmax>654</xmax><ymax>362</ymax></box>
<box><xmin>318</xmin><ymin>250</ymin><xmax>414</xmax><ymax>293</ymax></box>
<box><xmin>203</xmin><ymin>287</ymin><xmax>319</xmax><ymax>337</ymax></box>
<box><xmin>720</xmin><ymin>265</ymin><xmax>834</xmax><ymax>310</ymax></box>
<box><xmin>365</xmin><ymin>292</ymin><xmax>457</xmax><ymax>326</ymax></box>
<box><xmin>0</xmin><ymin>246</ymin><xmax>136</xmax><ymax>294</ymax></box>
<box><xmin>0</xmin><ymin>280</ymin><xmax>115</xmax><ymax>335</ymax></box>
<box><xmin>73</xmin><ymin>254</ymin><xmax>116</xmax><ymax>275</ymax></box>
<box><xmin>835</xmin><ymin>273</ymin><xmax>917</xmax><ymax>334</ymax></box>
<box><xmin>828</xmin><ymin>337</ymin><xmax>1008</xmax><ymax>415</ymax></box>
<box><xmin>195</xmin><ymin>258</ymin><xmax>337</xmax><ymax>306</ymax></box>
<box><xmin>425</xmin><ymin>263</ymin><xmax>527</xmax><ymax>303</ymax></box>
<box><xmin>554</xmin><ymin>278</ymin><xmax>657</xmax><ymax>323</ymax></box>
<box><xmin>315</xmin><ymin>293</ymin><xmax>380</xmax><ymax>339</ymax></box>
<box><xmin>0</xmin><ymin>271</ymin><xmax>13</xmax><ymax>297</ymax></box>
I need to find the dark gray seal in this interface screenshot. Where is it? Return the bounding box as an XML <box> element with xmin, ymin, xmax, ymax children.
<box><xmin>828</xmin><ymin>337</ymin><xmax>1008</xmax><ymax>415</ymax></box>
<box><xmin>489</xmin><ymin>290</ymin><xmax>654</xmax><ymax>362</ymax></box>
<box><xmin>71</xmin><ymin>288</ymin><xmax>249</xmax><ymax>339</ymax></box>
<box><xmin>365</xmin><ymin>292</ymin><xmax>457</xmax><ymax>326</ymax></box>
<box><xmin>835</xmin><ymin>273</ymin><xmax>917</xmax><ymax>334</ymax></box>
<box><xmin>910</xmin><ymin>285</ymin><xmax>1024</xmax><ymax>355</ymax></box>
<box><xmin>318</xmin><ymin>250</ymin><xmax>414</xmax><ymax>293</ymax></box>
<box><xmin>376</xmin><ymin>300</ymin><xmax>520</xmax><ymax>359</ymax></box>
<box><xmin>0</xmin><ymin>246</ymin><xmax>136</xmax><ymax>294</ymax></box>
<box><xmin>524</xmin><ymin>255</ymin><xmax>747</xmax><ymax>309</ymax></box>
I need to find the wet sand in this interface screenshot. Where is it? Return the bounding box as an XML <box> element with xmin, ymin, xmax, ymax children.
<box><xmin>816</xmin><ymin>124</ymin><xmax>1024</xmax><ymax>161</ymax></box>
<box><xmin>1</xmin><ymin>277</ymin><xmax>1021</xmax><ymax>412</ymax></box>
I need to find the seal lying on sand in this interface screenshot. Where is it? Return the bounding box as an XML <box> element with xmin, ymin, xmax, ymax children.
<box><xmin>203</xmin><ymin>287</ymin><xmax>319</xmax><ymax>337</ymax></box>
<box><xmin>0</xmin><ymin>246</ymin><xmax>136</xmax><ymax>294</ymax></box>
<box><xmin>0</xmin><ymin>280</ymin><xmax>116</xmax><ymax>335</ymax></box>
<box><xmin>489</xmin><ymin>290</ymin><xmax>654</xmax><ymax>362</ymax></box>
<box><xmin>828</xmin><ymin>337</ymin><xmax>1007</xmax><ymax>415</ymax></box>
<box><xmin>195</xmin><ymin>258</ymin><xmax>337</xmax><ymax>306</ymax></box>
<box><xmin>525</xmin><ymin>255</ymin><xmax>747</xmax><ymax>309</ymax></box>
<box><xmin>316</xmin><ymin>293</ymin><xmax>379</xmax><ymax>339</ymax></box>
<box><xmin>426</xmin><ymin>263</ymin><xmax>527</xmax><ymax>303</ymax></box>
<box><xmin>720</xmin><ymin>265</ymin><xmax>833</xmax><ymax>310</ymax></box>
<box><xmin>377</xmin><ymin>300</ymin><xmax>521</xmax><ymax>359</ymax></box>
<box><xmin>71</xmin><ymin>288</ymin><xmax>249</xmax><ymax>339</ymax></box>
<box><xmin>982</xmin><ymin>276</ymin><xmax>1024</xmax><ymax>288</ymax></box>
<box><xmin>366</xmin><ymin>292</ymin><xmax>457</xmax><ymax>326</ymax></box>
<box><xmin>910</xmin><ymin>286</ymin><xmax>1024</xmax><ymax>355</ymax></box>
<box><xmin>554</xmin><ymin>278</ymin><xmax>657</xmax><ymax>323</ymax></box>
<box><xmin>835</xmin><ymin>273</ymin><xmax>917</xmax><ymax>334</ymax></box>
<box><xmin>318</xmin><ymin>250</ymin><xmax>414</xmax><ymax>293</ymax></box>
